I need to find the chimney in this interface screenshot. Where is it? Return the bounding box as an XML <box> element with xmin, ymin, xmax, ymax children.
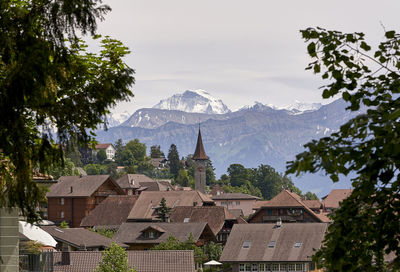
<box><xmin>276</xmin><ymin>218</ymin><xmax>282</xmax><ymax>228</ymax></box>
<box><xmin>61</xmin><ymin>246</ymin><xmax>71</xmax><ymax>265</ymax></box>
<box><xmin>70</xmin><ymin>186</ymin><xmax>73</xmax><ymax>193</ymax></box>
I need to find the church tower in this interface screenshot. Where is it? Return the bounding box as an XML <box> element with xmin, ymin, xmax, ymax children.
<box><xmin>192</xmin><ymin>127</ymin><xmax>209</xmax><ymax>194</ymax></box>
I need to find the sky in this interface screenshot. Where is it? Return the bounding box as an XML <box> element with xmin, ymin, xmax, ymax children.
<box><xmin>92</xmin><ymin>0</ymin><xmax>400</xmax><ymax>114</ymax></box>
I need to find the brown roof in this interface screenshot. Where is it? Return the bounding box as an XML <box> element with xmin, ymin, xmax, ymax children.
<box><xmin>139</xmin><ymin>181</ymin><xmax>173</xmax><ymax>191</ymax></box>
<box><xmin>46</xmin><ymin>175</ymin><xmax>124</xmax><ymax>198</ymax></box>
<box><xmin>322</xmin><ymin>189</ymin><xmax>353</xmax><ymax>209</ymax></box>
<box><xmin>127</xmin><ymin>191</ymin><xmax>214</xmax><ymax>221</ymax></box>
<box><xmin>41</xmin><ymin>226</ymin><xmax>127</xmax><ymax>249</ymax></box>
<box><xmin>253</xmin><ymin>200</ymin><xmax>270</xmax><ymax>210</ymax></box>
<box><xmin>116</xmin><ymin>174</ymin><xmax>154</xmax><ymax>189</ymax></box>
<box><xmin>80</xmin><ymin>195</ymin><xmax>138</xmax><ymax>228</ymax></box>
<box><xmin>250</xmin><ymin>190</ymin><xmax>329</xmax><ymax>223</ymax></box>
<box><xmin>95</xmin><ymin>143</ymin><xmax>113</xmax><ymax>149</ymax></box>
<box><xmin>192</xmin><ymin>128</ymin><xmax>209</xmax><ymax>160</ymax></box>
<box><xmin>212</xmin><ymin>193</ymin><xmax>261</xmax><ymax>201</ymax></box>
<box><xmin>114</xmin><ymin>222</ymin><xmax>214</xmax><ymax>245</ymax></box>
<box><xmin>52</xmin><ymin>250</ymin><xmax>195</xmax><ymax>272</ymax></box>
<box><xmin>303</xmin><ymin>199</ymin><xmax>322</xmax><ymax>209</ymax></box>
<box><xmin>169</xmin><ymin>206</ymin><xmax>238</xmax><ymax>235</ymax></box>
<box><xmin>228</xmin><ymin>209</ymin><xmax>244</xmax><ymax>218</ymax></box>
<box><xmin>220</xmin><ymin>223</ymin><xmax>328</xmax><ymax>262</ymax></box>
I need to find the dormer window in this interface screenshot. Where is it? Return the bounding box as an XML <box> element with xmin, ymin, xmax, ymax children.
<box><xmin>268</xmin><ymin>240</ymin><xmax>276</xmax><ymax>248</ymax></box>
<box><xmin>144</xmin><ymin>231</ymin><xmax>158</xmax><ymax>239</ymax></box>
<box><xmin>293</xmin><ymin>242</ymin><xmax>302</xmax><ymax>248</ymax></box>
<box><xmin>183</xmin><ymin>218</ymin><xmax>190</xmax><ymax>223</ymax></box>
<box><xmin>242</xmin><ymin>241</ymin><xmax>251</xmax><ymax>248</ymax></box>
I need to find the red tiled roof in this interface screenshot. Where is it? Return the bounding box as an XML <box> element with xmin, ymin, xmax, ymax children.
<box><xmin>52</xmin><ymin>250</ymin><xmax>195</xmax><ymax>272</ymax></box>
<box><xmin>95</xmin><ymin>143</ymin><xmax>113</xmax><ymax>149</ymax></box>
<box><xmin>322</xmin><ymin>189</ymin><xmax>353</xmax><ymax>209</ymax></box>
<box><xmin>303</xmin><ymin>200</ymin><xmax>322</xmax><ymax>209</ymax></box>
<box><xmin>212</xmin><ymin>193</ymin><xmax>261</xmax><ymax>201</ymax></box>
<box><xmin>80</xmin><ymin>195</ymin><xmax>138</xmax><ymax>228</ymax></box>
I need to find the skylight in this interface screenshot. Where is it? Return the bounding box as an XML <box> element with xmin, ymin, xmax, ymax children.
<box><xmin>242</xmin><ymin>241</ymin><xmax>251</xmax><ymax>248</ymax></box>
<box><xmin>294</xmin><ymin>242</ymin><xmax>302</xmax><ymax>248</ymax></box>
<box><xmin>183</xmin><ymin>218</ymin><xmax>190</xmax><ymax>223</ymax></box>
<box><xmin>268</xmin><ymin>240</ymin><xmax>276</xmax><ymax>248</ymax></box>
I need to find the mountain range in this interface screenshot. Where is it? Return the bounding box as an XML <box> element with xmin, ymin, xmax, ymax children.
<box><xmin>97</xmin><ymin>90</ymin><xmax>362</xmax><ymax>196</ymax></box>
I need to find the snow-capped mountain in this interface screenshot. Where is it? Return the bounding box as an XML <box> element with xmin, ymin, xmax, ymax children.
<box><xmin>279</xmin><ymin>100</ymin><xmax>322</xmax><ymax>115</ymax></box>
<box><xmin>153</xmin><ymin>89</ymin><xmax>231</xmax><ymax>114</ymax></box>
<box><xmin>106</xmin><ymin>110</ymin><xmax>131</xmax><ymax>127</ymax></box>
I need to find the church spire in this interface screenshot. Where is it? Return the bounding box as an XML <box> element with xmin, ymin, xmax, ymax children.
<box><xmin>193</xmin><ymin>127</ymin><xmax>209</xmax><ymax>160</ymax></box>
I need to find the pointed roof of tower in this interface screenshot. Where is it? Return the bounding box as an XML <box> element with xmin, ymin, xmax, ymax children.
<box><xmin>192</xmin><ymin>128</ymin><xmax>209</xmax><ymax>160</ymax></box>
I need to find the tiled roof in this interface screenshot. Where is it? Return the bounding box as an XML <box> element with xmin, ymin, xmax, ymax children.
<box><xmin>95</xmin><ymin>143</ymin><xmax>113</xmax><ymax>149</ymax></box>
<box><xmin>192</xmin><ymin>128</ymin><xmax>209</xmax><ymax>160</ymax></box>
<box><xmin>139</xmin><ymin>181</ymin><xmax>173</xmax><ymax>191</ymax></box>
<box><xmin>220</xmin><ymin>223</ymin><xmax>327</xmax><ymax>262</ymax></box>
<box><xmin>303</xmin><ymin>199</ymin><xmax>322</xmax><ymax>209</ymax></box>
<box><xmin>228</xmin><ymin>209</ymin><xmax>244</xmax><ymax>218</ymax></box>
<box><xmin>52</xmin><ymin>250</ymin><xmax>195</xmax><ymax>272</ymax></box>
<box><xmin>127</xmin><ymin>191</ymin><xmax>214</xmax><ymax>221</ymax></box>
<box><xmin>322</xmin><ymin>189</ymin><xmax>353</xmax><ymax>209</ymax></box>
<box><xmin>250</xmin><ymin>190</ymin><xmax>329</xmax><ymax>223</ymax></box>
<box><xmin>114</xmin><ymin>222</ymin><xmax>212</xmax><ymax>245</ymax></box>
<box><xmin>170</xmin><ymin>206</ymin><xmax>238</xmax><ymax>235</ymax></box>
<box><xmin>80</xmin><ymin>195</ymin><xmax>138</xmax><ymax>228</ymax></box>
<box><xmin>212</xmin><ymin>193</ymin><xmax>261</xmax><ymax>200</ymax></box>
<box><xmin>116</xmin><ymin>174</ymin><xmax>154</xmax><ymax>189</ymax></box>
<box><xmin>46</xmin><ymin>175</ymin><xmax>124</xmax><ymax>198</ymax></box>
<box><xmin>41</xmin><ymin>226</ymin><xmax>127</xmax><ymax>249</ymax></box>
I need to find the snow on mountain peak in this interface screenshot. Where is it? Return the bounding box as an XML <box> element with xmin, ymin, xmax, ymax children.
<box><xmin>280</xmin><ymin>100</ymin><xmax>322</xmax><ymax>114</ymax></box>
<box><xmin>107</xmin><ymin>110</ymin><xmax>131</xmax><ymax>127</ymax></box>
<box><xmin>152</xmin><ymin>89</ymin><xmax>231</xmax><ymax>114</ymax></box>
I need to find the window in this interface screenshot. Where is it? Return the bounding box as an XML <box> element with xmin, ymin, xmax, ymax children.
<box><xmin>265</xmin><ymin>264</ymin><xmax>271</xmax><ymax>271</ymax></box>
<box><xmin>245</xmin><ymin>264</ymin><xmax>251</xmax><ymax>271</ymax></box>
<box><xmin>288</xmin><ymin>263</ymin><xmax>296</xmax><ymax>271</ymax></box>
<box><xmin>251</xmin><ymin>263</ymin><xmax>257</xmax><ymax>271</ymax></box>
<box><xmin>259</xmin><ymin>264</ymin><xmax>265</xmax><ymax>271</ymax></box>
<box><xmin>296</xmin><ymin>263</ymin><xmax>303</xmax><ymax>270</ymax></box>
<box><xmin>239</xmin><ymin>264</ymin><xmax>245</xmax><ymax>271</ymax></box>
<box><xmin>183</xmin><ymin>218</ymin><xmax>190</xmax><ymax>223</ymax></box>
<box><xmin>268</xmin><ymin>240</ymin><xmax>276</xmax><ymax>248</ymax></box>
<box><xmin>60</xmin><ymin>211</ymin><xmax>64</xmax><ymax>218</ymax></box>
<box><xmin>293</xmin><ymin>242</ymin><xmax>302</xmax><ymax>248</ymax></box>
<box><xmin>271</xmin><ymin>263</ymin><xmax>279</xmax><ymax>271</ymax></box>
<box><xmin>267</xmin><ymin>209</ymin><xmax>273</xmax><ymax>216</ymax></box>
<box><xmin>309</xmin><ymin>262</ymin><xmax>316</xmax><ymax>271</ymax></box>
<box><xmin>280</xmin><ymin>263</ymin><xmax>287</xmax><ymax>271</ymax></box>
<box><xmin>242</xmin><ymin>241</ymin><xmax>251</xmax><ymax>248</ymax></box>
<box><xmin>60</xmin><ymin>198</ymin><xmax>64</xmax><ymax>205</ymax></box>
<box><xmin>236</xmin><ymin>201</ymin><xmax>240</xmax><ymax>205</ymax></box>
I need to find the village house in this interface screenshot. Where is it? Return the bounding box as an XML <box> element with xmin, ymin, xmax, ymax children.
<box><xmin>321</xmin><ymin>189</ymin><xmax>353</xmax><ymax>212</ymax></box>
<box><xmin>114</xmin><ymin>222</ymin><xmax>216</xmax><ymax>250</ymax></box>
<box><xmin>93</xmin><ymin>143</ymin><xmax>116</xmax><ymax>161</ymax></box>
<box><xmin>212</xmin><ymin>193</ymin><xmax>261</xmax><ymax>217</ymax></box>
<box><xmin>116</xmin><ymin>174</ymin><xmax>173</xmax><ymax>195</ymax></box>
<box><xmin>40</xmin><ymin>225</ymin><xmax>127</xmax><ymax>251</ymax></box>
<box><xmin>150</xmin><ymin>157</ymin><xmax>168</xmax><ymax>169</ymax></box>
<box><xmin>126</xmin><ymin>190</ymin><xmax>215</xmax><ymax>222</ymax></box>
<box><xmin>80</xmin><ymin>195</ymin><xmax>138</xmax><ymax>229</ymax></box>
<box><xmin>220</xmin><ymin>223</ymin><xmax>327</xmax><ymax>272</ymax></box>
<box><xmin>250</xmin><ymin>190</ymin><xmax>330</xmax><ymax>224</ymax></box>
<box><xmin>169</xmin><ymin>206</ymin><xmax>247</xmax><ymax>244</ymax></box>
<box><xmin>51</xmin><ymin>250</ymin><xmax>195</xmax><ymax>272</ymax></box>
<box><xmin>47</xmin><ymin>175</ymin><xmax>125</xmax><ymax>227</ymax></box>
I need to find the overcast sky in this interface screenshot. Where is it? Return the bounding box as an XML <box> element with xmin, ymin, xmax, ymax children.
<box><xmin>93</xmin><ymin>0</ymin><xmax>400</xmax><ymax>114</ymax></box>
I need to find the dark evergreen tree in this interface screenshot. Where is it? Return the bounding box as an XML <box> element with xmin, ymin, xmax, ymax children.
<box><xmin>150</xmin><ymin>145</ymin><xmax>165</xmax><ymax>158</ymax></box>
<box><xmin>168</xmin><ymin>144</ymin><xmax>181</xmax><ymax>179</ymax></box>
<box><xmin>156</xmin><ymin>197</ymin><xmax>171</xmax><ymax>222</ymax></box>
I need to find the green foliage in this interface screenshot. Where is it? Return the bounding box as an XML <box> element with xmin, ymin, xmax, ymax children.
<box><xmin>96</xmin><ymin>149</ymin><xmax>107</xmax><ymax>164</ymax></box>
<box><xmin>45</xmin><ymin>157</ymin><xmax>80</xmax><ymax>180</ymax></box>
<box><xmin>156</xmin><ymin>197</ymin><xmax>171</xmax><ymax>222</ymax></box>
<box><xmin>202</xmin><ymin>241</ymin><xmax>223</xmax><ymax>261</ymax></box>
<box><xmin>84</xmin><ymin>164</ymin><xmax>108</xmax><ymax>175</ymax></box>
<box><xmin>95</xmin><ymin>243</ymin><xmax>136</xmax><ymax>272</ymax></box>
<box><xmin>176</xmin><ymin>169</ymin><xmax>191</xmax><ymax>187</ymax></box>
<box><xmin>286</xmin><ymin>27</ymin><xmax>400</xmax><ymax>270</ymax></box>
<box><xmin>115</xmin><ymin>139</ymin><xmax>147</xmax><ymax>166</ymax></box>
<box><xmin>23</xmin><ymin>241</ymin><xmax>44</xmax><ymax>255</ymax></box>
<box><xmin>0</xmin><ymin>0</ymin><xmax>134</xmax><ymax>222</ymax></box>
<box><xmin>227</xmin><ymin>164</ymin><xmax>251</xmax><ymax>187</ymax></box>
<box><xmin>150</xmin><ymin>145</ymin><xmax>165</xmax><ymax>158</ymax></box>
<box><xmin>90</xmin><ymin>228</ymin><xmax>117</xmax><ymax>238</ymax></box>
<box><xmin>168</xmin><ymin>144</ymin><xmax>182</xmax><ymax>179</ymax></box>
<box><xmin>304</xmin><ymin>191</ymin><xmax>319</xmax><ymax>200</ymax></box>
<box><xmin>152</xmin><ymin>234</ymin><xmax>207</xmax><ymax>264</ymax></box>
<box><xmin>60</xmin><ymin>221</ymin><xmax>69</xmax><ymax>228</ymax></box>
<box><xmin>222</xmin><ymin>182</ymin><xmax>262</xmax><ymax>198</ymax></box>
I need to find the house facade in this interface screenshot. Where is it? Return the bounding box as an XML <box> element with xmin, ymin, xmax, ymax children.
<box><xmin>94</xmin><ymin>143</ymin><xmax>115</xmax><ymax>161</ymax></box>
<box><xmin>212</xmin><ymin>193</ymin><xmax>261</xmax><ymax>217</ymax></box>
<box><xmin>47</xmin><ymin>175</ymin><xmax>125</xmax><ymax>227</ymax></box>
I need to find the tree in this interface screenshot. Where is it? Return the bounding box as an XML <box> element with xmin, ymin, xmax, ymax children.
<box><xmin>168</xmin><ymin>144</ymin><xmax>181</xmax><ymax>179</ymax></box>
<box><xmin>227</xmin><ymin>164</ymin><xmax>251</xmax><ymax>187</ymax></box>
<box><xmin>95</xmin><ymin>243</ymin><xmax>136</xmax><ymax>272</ymax></box>
<box><xmin>150</xmin><ymin>145</ymin><xmax>164</xmax><ymax>158</ymax></box>
<box><xmin>176</xmin><ymin>169</ymin><xmax>191</xmax><ymax>187</ymax></box>
<box><xmin>202</xmin><ymin>241</ymin><xmax>223</xmax><ymax>261</ymax></box>
<box><xmin>96</xmin><ymin>149</ymin><xmax>107</xmax><ymax>164</ymax></box>
<box><xmin>46</xmin><ymin>157</ymin><xmax>80</xmax><ymax>180</ymax></box>
<box><xmin>304</xmin><ymin>191</ymin><xmax>319</xmax><ymax>201</ymax></box>
<box><xmin>0</xmin><ymin>0</ymin><xmax>134</xmax><ymax>222</ymax></box>
<box><xmin>156</xmin><ymin>197</ymin><xmax>171</xmax><ymax>222</ymax></box>
<box><xmin>286</xmin><ymin>27</ymin><xmax>400</xmax><ymax>270</ymax></box>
